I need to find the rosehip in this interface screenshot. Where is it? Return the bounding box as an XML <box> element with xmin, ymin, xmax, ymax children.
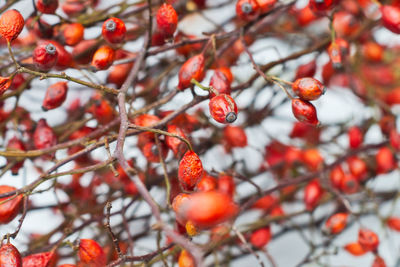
<box><xmin>43</xmin><ymin>40</ymin><xmax>73</xmax><ymax>70</ymax></box>
<box><xmin>340</xmin><ymin>174</ymin><xmax>360</xmax><ymax>194</ymax></box>
<box><xmin>91</xmin><ymin>45</ymin><xmax>115</xmax><ymax>70</ymax></box>
<box><xmin>209</xmin><ymin>70</ymin><xmax>231</xmax><ymax>98</ymax></box>
<box><xmin>33</xmin><ymin>119</ymin><xmax>57</xmax><ymax>151</ymax></box>
<box><xmin>62</xmin><ymin>0</ymin><xmax>86</xmax><ymax>17</ymax></box>
<box><xmin>22</xmin><ymin>251</ymin><xmax>55</xmax><ymax>267</ymax></box>
<box><xmin>256</xmin><ymin>0</ymin><xmax>276</xmax><ymax>13</ymax></box>
<box><xmin>302</xmin><ymin>148</ymin><xmax>323</xmax><ymax>171</ymax></box>
<box><xmin>0</xmin><ymin>243</ymin><xmax>22</xmax><ymax>267</ymax></box>
<box><xmin>78</xmin><ymin>239</ymin><xmax>106</xmax><ymax>267</ymax></box>
<box><xmin>324</xmin><ymin>212</ymin><xmax>348</xmax><ymax>235</ymax></box>
<box><xmin>291</xmin><ymin>98</ymin><xmax>319</xmax><ymax>126</ymax></box>
<box><xmin>348</xmin><ymin>126</ymin><xmax>363</xmax><ymax>149</ymax></box>
<box><xmin>303</xmin><ymin>179</ymin><xmax>323</xmax><ymax>210</ymax></box>
<box><xmin>223</xmin><ymin>125</ymin><xmax>247</xmax><ymax>149</ymax></box>
<box><xmin>88</xmin><ymin>97</ymin><xmax>114</xmax><ymax>124</ymax></box>
<box><xmin>165</xmin><ymin>124</ymin><xmax>188</xmax><ymax>157</ymax></box>
<box><xmin>347</xmin><ymin>156</ymin><xmax>367</xmax><ymax>181</ymax></box>
<box><xmin>236</xmin><ymin>0</ymin><xmax>260</xmax><ymax>21</ymax></box>
<box><xmin>390</xmin><ymin>130</ymin><xmax>400</xmax><ymax>150</ymax></box>
<box><xmin>372</xmin><ymin>256</ymin><xmax>387</xmax><ymax>267</ymax></box>
<box><xmin>62</xmin><ymin>23</ymin><xmax>84</xmax><ymax>46</ymax></box>
<box><xmin>376</xmin><ymin>147</ymin><xmax>396</xmax><ymax>174</ymax></box>
<box><xmin>363</xmin><ymin>42</ymin><xmax>384</xmax><ymax>62</ymax></box>
<box><xmin>387</xmin><ymin>216</ymin><xmax>400</xmax><ymax>231</ymax></box>
<box><xmin>178</xmin><ymin>190</ymin><xmax>239</xmax><ymax>229</ymax></box>
<box><xmin>36</xmin><ymin>0</ymin><xmax>58</xmax><ymax>14</ymax></box>
<box><xmin>0</xmin><ymin>76</ymin><xmax>12</xmax><ymax>95</ymax></box>
<box><xmin>292</xmin><ymin>77</ymin><xmax>325</xmax><ymax>101</ymax></box>
<box><xmin>218</xmin><ymin>175</ymin><xmax>235</xmax><ymax>198</ymax></box>
<box><xmin>178</xmin><ymin>54</ymin><xmax>205</xmax><ymax>90</ymax></box>
<box><xmin>381</xmin><ymin>5</ymin><xmax>400</xmax><ymax>34</ymax></box>
<box><xmin>0</xmin><ymin>9</ymin><xmax>24</xmax><ymax>42</ymax></box>
<box><xmin>156</xmin><ymin>4</ymin><xmax>178</xmax><ymax>36</ymax></box>
<box><xmin>250</xmin><ymin>226</ymin><xmax>271</xmax><ymax>248</ymax></box>
<box><xmin>6</xmin><ymin>136</ymin><xmax>26</xmax><ymax>175</ymax></box>
<box><xmin>209</xmin><ymin>94</ymin><xmax>238</xmax><ymax>124</ymax></box>
<box><xmin>102</xmin><ymin>17</ymin><xmax>126</xmax><ymax>44</ymax></box>
<box><xmin>330</xmin><ymin>165</ymin><xmax>345</xmax><ymax>189</ymax></box>
<box><xmin>196</xmin><ymin>173</ymin><xmax>217</xmax><ymax>192</ymax></box>
<box><xmin>73</xmin><ymin>39</ymin><xmax>99</xmax><ymax>64</ymax></box>
<box><xmin>309</xmin><ymin>0</ymin><xmax>336</xmax><ymax>12</ymax></box>
<box><xmin>33</xmin><ymin>42</ymin><xmax>58</xmax><ymax>71</ymax></box>
<box><xmin>141</xmin><ymin>141</ymin><xmax>168</xmax><ymax>163</ymax></box>
<box><xmin>42</xmin><ymin>82</ymin><xmax>68</xmax><ymax>111</ymax></box>
<box><xmin>178</xmin><ymin>250</ymin><xmax>194</xmax><ymax>267</ymax></box>
<box><xmin>178</xmin><ymin>150</ymin><xmax>203</xmax><ymax>190</ymax></box>
<box><xmin>358</xmin><ymin>228</ymin><xmax>379</xmax><ymax>252</ymax></box>
<box><xmin>344</xmin><ymin>242</ymin><xmax>367</xmax><ymax>256</ymax></box>
<box><xmin>295</xmin><ymin>60</ymin><xmax>316</xmax><ymax>80</ymax></box>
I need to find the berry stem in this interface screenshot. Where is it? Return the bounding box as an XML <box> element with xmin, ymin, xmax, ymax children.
<box><xmin>7</xmin><ymin>41</ymin><xmax>19</xmax><ymax>67</ymax></box>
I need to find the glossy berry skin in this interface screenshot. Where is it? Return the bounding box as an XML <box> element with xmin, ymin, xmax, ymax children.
<box><xmin>347</xmin><ymin>156</ymin><xmax>367</xmax><ymax>181</ymax></box>
<box><xmin>348</xmin><ymin>126</ymin><xmax>363</xmax><ymax>149</ymax></box>
<box><xmin>381</xmin><ymin>5</ymin><xmax>400</xmax><ymax>34</ymax></box>
<box><xmin>179</xmin><ymin>190</ymin><xmax>239</xmax><ymax>229</ymax></box>
<box><xmin>78</xmin><ymin>239</ymin><xmax>106</xmax><ymax>267</ymax></box>
<box><xmin>209</xmin><ymin>70</ymin><xmax>231</xmax><ymax>98</ymax></box>
<box><xmin>0</xmin><ymin>185</ymin><xmax>22</xmax><ymax>224</ymax></box>
<box><xmin>196</xmin><ymin>173</ymin><xmax>217</xmax><ymax>192</ymax></box>
<box><xmin>0</xmin><ymin>244</ymin><xmax>21</xmax><ymax>267</ymax></box>
<box><xmin>33</xmin><ymin>42</ymin><xmax>58</xmax><ymax>71</ymax></box>
<box><xmin>291</xmin><ymin>98</ymin><xmax>319</xmax><ymax>126</ymax></box>
<box><xmin>256</xmin><ymin>0</ymin><xmax>276</xmax><ymax>13</ymax></box>
<box><xmin>309</xmin><ymin>0</ymin><xmax>336</xmax><ymax>12</ymax></box>
<box><xmin>42</xmin><ymin>82</ymin><xmax>68</xmax><ymax>111</ymax></box>
<box><xmin>304</xmin><ymin>179</ymin><xmax>323</xmax><ymax>210</ymax></box>
<box><xmin>340</xmin><ymin>174</ymin><xmax>359</xmax><ymax>194</ymax></box>
<box><xmin>178</xmin><ymin>54</ymin><xmax>205</xmax><ymax>90</ymax></box>
<box><xmin>387</xmin><ymin>216</ymin><xmax>400</xmax><ymax>231</ymax></box>
<box><xmin>292</xmin><ymin>77</ymin><xmax>325</xmax><ymax>101</ymax></box>
<box><xmin>330</xmin><ymin>165</ymin><xmax>345</xmax><ymax>189</ymax></box>
<box><xmin>209</xmin><ymin>94</ymin><xmax>238</xmax><ymax>124</ymax></box>
<box><xmin>376</xmin><ymin>147</ymin><xmax>396</xmax><ymax>174</ymax></box>
<box><xmin>62</xmin><ymin>23</ymin><xmax>84</xmax><ymax>46</ymax></box>
<box><xmin>0</xmin><ymin>9</ymin><xmax>24</xmax><ymax>42</ymax></box>
<box><xmin>178</xmin><ymin>250</ymin><xmax>194</xmax><ymax>267</ymax></box>
<box><xmin>344</xmin><ymin>242</ymin><xmax>367</xmax><ymax>256</ymax></box>
<box><xmin>250</xmin><ymin>227</ymin><xmax>271</xmax><ymax>248</ymax></box>
<box><xmin>218</xmin><ymin>175</ymin><xmax>235</xmax><ymax>198</ymax></box>
<box><xmin>358</xmin><ymin>228</ymin><xmax>379</xmax><ymax>252</ymax></box>
<box><xmin>236</xmin><ymin>0</ymin><xmax>260</xmax><ymax>21</ymax></box>
<box><xmin>324</xmin><ymin>213</ymin><xmax>348</xmax><ymax>235</ymax></box>
<box><xmin>33</xmin><ymin>119</ymin><xmax>57</xmax><ymax>151</ymax></box>
<box><xmin>6</xmin><ymin>137</ymin><xmax>26</xmax><ymax>175</ymax></box>
<box><xmin>22</xmin><ymin>252</ymin><xmax>54</xmax><ymax>267</ymax></box>
<box><xmin>36</xmin><ymin>0</ymin><xmax>58</xmax><ymax>14</ymax></box>
<box><xmin>44</xmin><ymin>40</ymin><xmax>73</xmax><ymax>71</ymax></box>
<box><xmin>156</xmin><ymin>4</ymin><xmax>178</xmax><ymax>36</ymax></box>
<box><xmin>91</xmin><ymin>45</ymin><xmax>115</xmax><ymax>70</ymax></box>
<box><xmin>178</xmin><ymin>150</ymin><xmax>203</xmax><ymax>190</ymax></box>
<box><xmin>102</xmin><ymin>17</ymin><xmax>126</xmax><ymax>44</ymax></box>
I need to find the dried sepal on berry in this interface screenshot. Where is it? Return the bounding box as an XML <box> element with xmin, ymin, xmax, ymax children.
<box><xmin>209</xmin><ymin>94</ymin><xmax>238</xmax><ymax>124</ymax></box>
<box><xmin>102</xmin><ymin>17</ymin><xmax>126</xmax><ymax>44</ymax></box>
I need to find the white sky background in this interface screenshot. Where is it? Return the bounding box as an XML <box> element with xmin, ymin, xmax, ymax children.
<box><xmin>1</xmin><ymin>0</ymin><xmax>400</xmax><ymax>266</ymax></box>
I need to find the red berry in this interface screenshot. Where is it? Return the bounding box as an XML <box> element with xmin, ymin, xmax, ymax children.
<box><xmin>344</xmin><ymin>242</ymin><xmax>367</xmax><ymax>256</ymax></box>
<box><xmin>42</xmin><ymin>82</ymin><xmax>68</xmax><ymax>111</ymax></box>
<box><xmin>358</xmin><ymin>228</ymin><xmax>379</xmax><ymax>252</ymax></box>
<box><xmin>33</xmin><ymin>42</ymin><xmax>58</xmax><ymax>71</ymax></box>
<box><xmin>62</xmin><ymin>23</ymin><xmax>84</xmax><ymax>46</ymax></box>
<box><xmin>178</xmin><ymin>150</ymin><xmax>203</xmax><ymax>190</ymax></box>
<box><xmin>156</xmin><ymin>4</ymin><xmax>178</xmax><ymax>36</ymax></box>
<box><xmin>347</xmin><ymin>156</ymin><xmax>367</xmax><ymax>181</ymax></box>
<box><xmin>330</xmin><ymin>165</ymin><xmax>345</xmax><ymax>189</ymax></box>
<box><xmin>62</xmin><ymin>0</ymin><xmax>86</xmax><ymax>17</ymax></box>
<box><xmin>309</xmin><ymin>0</ymin><xmax>336</xmax><ymax>12</ymax></box>
<box><xmin>324</xmin><ymin>212</ymin><xmax>348</xmax><ymax>235</ymax></box>
<box><xmin>340</xmin><ymin>174</ymin><xmax>359</xmax><ymax>194</ymax></box>
<box><xmin>250</xmin><ymin>227</ymin><xmax>272</xmax><ymax>248</ymax></box>
<box><xmin>0</xmin><ymin>185</ymin><xmax>22</xmax><ymax>224</ymax></box>
<box><xmin>376</xmin><ymin>147</ymin><xmax>396</xmax><ymax>174</ymax></box>
<box><xmin>6</xmin><ymin>136</ymin><xmax>26</xmax><ymax>175</ymax></box>
<box><xmin>78</xmin><ymin>239</ymin><xmax>106</xmax><ymax>267</ymax></box>
<box><xmin>91</xmin><ymin>45</ymin><xmax>115</xmax><ymax>70</ymax></box>
<box><xmin>209</xmin><ymin>70</ymin><xmax>231</xmax><ymax>98</ymax></box>
<box><xmin>0</xmin><ymin>243</ymin><xmax>22</xmax><ymax>267</ymax></box>
<box><xmin>381</xmin><ymin>5</ymin><xmax>400</xmax><ymax>34</ymax></box>
<box><xmin>36</xmin><ymin>0</ymin><xmax>59</xmax><ymax>14</ymax></box>
<box><xmin>372</xmin><ymin>256</ymin><xmax>387</xmax><ymax>267</ymax></box>
<box><xmin>0</xmin><ymin>9</ymin><xmax>24</xmax><ymax>42</ymax></box>
<box><xmin>223</xmin><ymin>125</ymin><xmax>247</xmax><ymax>149</ymax></box>
<box><xmin>387</xmin><ymin>216</ymin><xmax>400</xmax><ymax>231</ymax></box>
<box><xmin>295</xmin><ymin>60</ymin><xmax>317</xmax><ymax>80</ymax></box>
<box><xmin>304</xmin><ymin>179</ymin><xmax>323</xmax><ymax>210</ymax></box>
<box><xmin>33</xmin><ymin>119</ymin><xmax>57</xmax><ymax>151</ymax></box>
<box><xmin>348</xmin><ymin>126</ymin><xmax>363</xmax><ymax>149</ymax></box>
<box><xmin>165</xmin><ymin>124</ymin><xmax>188</xmax><ymax>157</ymax></box>
<box><xmin>22</xmin><ymin>251</ymin><xmax>55</xmax><ymax>267</ymax></box>
<box><xmin>236</xmin><ymin>0</ymin><xmax>260</xmax><ymax>21</ymax></box>
<box><xmin>292</xmin><ymin>77</ymin><xmax>325</xmax><ymax>101</ymax></box>
<box><xmin>41</xmin><ymin>40</ymin><xmax>73</xmax><ymax>71</ymax></box>
<box><xmin>102</xmin><ymin>17</ymin><xmax>126</xmax><ymax>44</ymax></box>
<box><xmin>209</xmin><ymin>94</ymin><xmax>238</xmax><ymax>124</ymax></box>
<box><xmin>291</xmin><ymin>98</ymin><xmax>319</xmax><ymax>126</ymax></box>
<box><xmin>178</xmin><ymin>250</ymin><xmax>194</xmax><ymax>267</ymax></box>
<box><xmin>255</xmin><ymin>0</ymin><xmax>276</xmax><ymax>13</ymax></box>
<box><xmin>178</xmin><ymin>54</ymin><xmax>205</xmax><ymax>90</ymax></box>
<box><xmin>196</xmin><ymin>173</ymin><xmax>217</xmax><ymax>192</ymax></box>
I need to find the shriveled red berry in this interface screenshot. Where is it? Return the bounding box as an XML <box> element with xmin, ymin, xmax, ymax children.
<box><xmin>62</xmin><ymin>23</ymin><xmax>84</xmax><ymax>46</ymax></box>
<box><xmin>178</xmin><ymin>54</ymin><xmax>205</xmax><ymax>90</ymax></box>
<box><xmin>102</xmin><ymin>17</ymin><xmax>126</xmax><ymax>44</ymax></box>
<box><xmin>324</xmin><ymin>212</ymin><xmax>348</xmax><ymax>235</ymax></box>
<box><xmin>250</xmin><ymin>226</ymin><xmax>272</xmax><ymax>248</ymax></box>
<box><xmin>6</xmin><ymin>136</ymin><xmax>26</xmax><ymax>175</ymax></box>
<box><xmin>358</xmin><ymin>228</ymin><xmax>379</xmax><ymax>252</ymax></box>
<box><xmin>0</xmin><ymin>243</ymin><xmax>22</xmax><ymax>267</ymax></box>
<box><xmin>209</xmin><ymin>94</ymin><xmax>238</xmax><ymax>124</ymax></box>
<box><xmin>42</xmin><ymin>82</ymin><xmax>68</xmax><ymax>111</ymax></box>
<box><xmin>236</xmin><ymin>0</ymin><xmax>260</xmax><ymax>21</ymax></box>
<box><xmin>33</xmin><ymin>42</ymin><xmax>58</xmax><ymax>71</ymax></box>
<box><xmin>0</xmin><ymin>185</ymin><xmax>22</xmax><ymax>224</ymax></box>
<box><xmin>348</xmin><ymin>126</ymin><xmax>363</xmax><ymax>149</ymax></box>
<box><xmin>36</xmin><ymin>0</ymin><xmax>58</xmax><ymax>14</ymax></box>
<box><xmin>209</xmin><ymin>70</ymin><xmax>231</xmax><ymax>98</ymax></box>
<box><xmin>33</xmin><ymin>119</ymin><xmax>57</xmax><ymax>151</ymax></box>
<box><xmin>91</xmin><ymin>45</ymin><xmax>115</xmax><ymax>70</ymax></box>
<box><xmin>292</xmin><ymin>77</ymin><xmax>325</xmax><ymax>101</ymax></box>
<box><xmin>178</xmin><ymin>150</ymin><xmax>203</xmax><ymax>190</ymax></box>
<box><xmin>78</xmin><ymin>239</ymin><xmax>106</xmax><ymax>267</ymax></box>
<box><xmin>304</xmin><ymin>179</ymin><xmax>323</xmax><ymax>210</ymax></box>
<box><xmin>381</xmin><ymin>5</ymin><xmax>400</xmax><ymax>34</ymax></box>
<box><xmin>22</xmin><ymin>251</ymin><xmax>55</xmax><ymax>267</ymax></box>
<box><xmin>309</xmin><ymin>0</ymin><xmax>336</xmax><ymax>12</ymax></box>
<box><xmin>156</xmin><ymin>4</ymin><xmax>178</xmax><ymax>36</ymax></box>
<box><xmin>0</xmin><ymin>9</ymin><xmax>24</xmax><ymax>42</ymax></box>
<box><xmin>291</xmin><ymin>98</ymin><xmax>319</xmax><ymax>126</ymax></box>
<box><xmin>178</xmin><ymin>190</ymin><xmax>239</xmax><ymax>229</ymax></box>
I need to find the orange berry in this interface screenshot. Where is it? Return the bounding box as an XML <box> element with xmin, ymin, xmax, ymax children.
<box><xmin>344</xmin><ymin>242</ymin><xmax>367</xmax><ymax>256</ymax></box>
<box><xmin>78</xmin><ymin>239</ymin><xmax>106</xmax><ymax>267</ymax></box>
<box><xmin>91</xmin><ymin>45</ymin><xmax>115</xmax><ymax>70</ymax></box>
<box><xmin>324</xmin><ymin>213</ymin><xmax>348</xmax><ymax>234</ymax></box>
<box><xmin>62</xmin><ymin>23</ymin><xmax>84</xmax><ymax>46</ymax></box>
<box><xmin>156</xmin><ymin>4</ymin><xmax>178</xmax><ymax>36</ymax></box>
<box><xmin>178</xmin><ymin>150</ymin><xmax>203</xmax><ymax>190</ymax></box>
<box><xmin>0</xmin><ymin>9</ymin><xmax>24</xmax><ymax>42</ymax></box>
<box><xmin>292</xmin><ymin>77</ymin><xmax>325</xmax><ymax>101</ymax></box>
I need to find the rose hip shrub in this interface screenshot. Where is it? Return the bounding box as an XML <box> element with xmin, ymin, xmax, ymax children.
<box><xmin>0</xmin><ymin>0</ymin><xmax>400</xmax><ymax>266</ymax></box>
